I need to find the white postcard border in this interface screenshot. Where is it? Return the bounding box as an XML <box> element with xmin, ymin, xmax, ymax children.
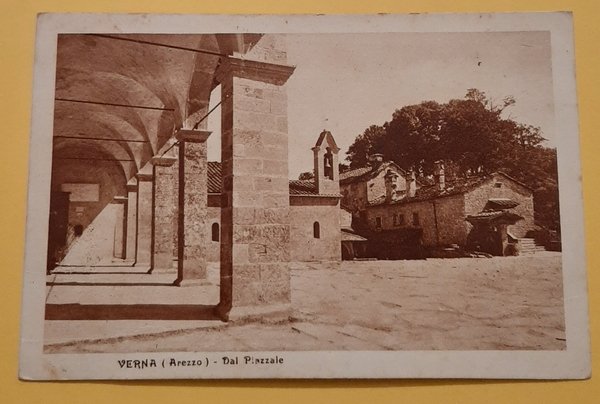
<box><xmin>19</xmin><ymin>12</ymin><xmax>590</xmax><ymax>380</ymax></box>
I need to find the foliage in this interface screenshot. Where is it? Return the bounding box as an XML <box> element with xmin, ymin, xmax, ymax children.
<box><xmin>344</xmin><ymin>89</ymin><xmax>560</xmax><ymax>231</ymax></box>
<box><xmin>298</xmin><ymin>171</ymin><xmax>314</xmax><ymax>180</ymax></box>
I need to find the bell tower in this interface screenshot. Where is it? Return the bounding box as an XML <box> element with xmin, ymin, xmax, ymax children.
<box><xmin>312</xmin><ymin>130</ymin><xmax>340</xmax><ymax>195</ymax></box>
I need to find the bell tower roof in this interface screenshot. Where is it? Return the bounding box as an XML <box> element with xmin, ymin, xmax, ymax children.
<box><xmin>313</xmin><ymin>130</ymin><xmax>340</xmax><ymax>153</ymax></box>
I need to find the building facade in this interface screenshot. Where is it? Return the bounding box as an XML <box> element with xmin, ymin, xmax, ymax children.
<box><xmin>204</xmin><ymin>131</ymin><xmax>343</xmax><ymax>264</ymax></box>
<box><xmin>341</xmin><ymin>160</ymin><xmax>536</xmax><ymax>256</ymax></box>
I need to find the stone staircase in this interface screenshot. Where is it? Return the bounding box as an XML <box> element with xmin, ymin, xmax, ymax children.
<box><xmin>518</xmin><ymin>238</ymin><xmax>546</xmax><ymax>254</ymax></box>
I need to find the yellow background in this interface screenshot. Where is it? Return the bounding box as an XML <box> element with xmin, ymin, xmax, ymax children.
<box><xmin>0</xmin><ymin>1</ymin><xmax>597</xmax><ymax>402</ymax></box>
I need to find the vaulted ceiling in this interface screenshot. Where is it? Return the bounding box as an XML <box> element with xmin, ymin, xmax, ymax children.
<box><xmin>52</xmin><ymin>33</ymin><xmax>261</xmax><ymax>181</ymax></box>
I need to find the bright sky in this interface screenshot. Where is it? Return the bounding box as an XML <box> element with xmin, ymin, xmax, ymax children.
<box><xmin>207</xmin><ymin>31</ymin><xmax>554</xmax><ymax>179</ymax></box>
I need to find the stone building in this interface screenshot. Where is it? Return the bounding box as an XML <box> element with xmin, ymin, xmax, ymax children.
<box><xmin>204</xmin><ymin>131</ymin><xmax>343</xmax><ymax>264</ymax></box>
<box><xmin>47</xmin><ymin>33</ymin><xmax>342</xmax><ymax>321</ymax></box>
<box><xmin>341</xmin><ymin>159</ymin><xmax>537</xmax><ymax>257</ymax></box>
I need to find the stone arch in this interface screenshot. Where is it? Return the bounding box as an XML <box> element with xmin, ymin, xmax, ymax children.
<box><xmin>53</xmin><ymin>137</ymin><xmax>137</xmax><ymax>179</ymax></box>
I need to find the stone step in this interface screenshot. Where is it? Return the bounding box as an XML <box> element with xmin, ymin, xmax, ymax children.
<box><xmin>518</xmin><ymin>238</ymin><xmax>546</xmax><ymax>253</ymax></box>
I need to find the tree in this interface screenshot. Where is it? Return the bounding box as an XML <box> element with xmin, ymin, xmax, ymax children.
<box><xmin>298</xmin><ymin>171</ymin><xmax>314</xmax><ymax>180</ymax></box>
<box><xmin>346</xmin><ymin>125</ymin><xmax>386</xmax><ymax>168</ymax></box>
<box><xmin>344</xmin><ymin>89</ymin><xmax>560</xmax><ymax>231</ymax></box>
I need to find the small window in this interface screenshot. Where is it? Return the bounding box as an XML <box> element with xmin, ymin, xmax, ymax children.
<box><xmin>211</xmin><ymin>223</ymin><xmax>220</xmax><ymax>242</ymax></box>
<box><xmin>375</xmin><ymin>217</ymin><xmax>382</xmax><ymax>229</ymax></box>
<box><xmin>494</xmin><ymin>182</ymin><xmax>503</xmax><ymax>188</ymax></box>
<box><xmin>394</xmin><ymin>213</ymin><xmax>405</xmax><ymax>226</ymax></box>
<box><xmin>313</xmin><ymin>221</ymin><xmax>321</xmax><ymax>239</ymax></box>
<box><xmin>412</xmin><ymin>212</ymin><xmax>420</xmax><ymax>226</ymax></box>
<box><xmin>73</xmin><ymin>224</ymin><xmax>83</xmax><ymax>237</ymax></box>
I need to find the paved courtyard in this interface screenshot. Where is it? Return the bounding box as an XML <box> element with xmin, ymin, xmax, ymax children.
<box><xmin>44</xmin><ymin>253</ymin><xmax>565</xmax><ymax>353</ymax></box>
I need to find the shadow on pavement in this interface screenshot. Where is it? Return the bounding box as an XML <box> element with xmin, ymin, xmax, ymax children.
<box><xmin>45</xmin><ymin>304</ymin><xmax>221</xmax><ymax>321</ymax></box>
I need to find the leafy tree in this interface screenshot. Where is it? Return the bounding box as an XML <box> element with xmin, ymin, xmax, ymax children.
<box><xmin>298</xmin><ymin>171</ymin><xmax>314</xmax><ymax>180</ymax></box>
<box><xmin>346</xmin><ymin>125</ymin><xmax>386</xmax><ymax>168</ymax></box>
<box><xmin>344</xmin><ymin>89</ymin><xmax>560</xmax><ymax>231</ymax></box>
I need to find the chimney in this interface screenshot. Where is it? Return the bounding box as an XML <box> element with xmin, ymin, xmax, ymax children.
<box><xmin>406</xmin><ymin>169</ymin><xmax>417</xmax><ymax>197</ymax></box>
<box><xmin>433</xmin><ymin>161</ymin><xmax>445</xmax><ymax>191</ymax></box>
<box><xmin>368</xmin><ymin>153</ymin><xmax>384</xmax><ymax>165</ymax></box>
<box><xmin>384</xmin><ymin>169</ymin><xmax>399</xmax><ymax>203</ymax></box>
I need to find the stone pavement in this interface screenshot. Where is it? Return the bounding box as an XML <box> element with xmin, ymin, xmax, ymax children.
<box><xmin>44</xmin><ymin>253</ymin><xmax>566</xmax><ymax>353</ymax></box>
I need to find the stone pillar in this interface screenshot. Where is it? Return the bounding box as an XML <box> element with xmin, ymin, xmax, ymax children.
<box><xmin>135</xmin><ymin>166</ymin><xmax>153</xmax><ymax>268</ymax></box>
<box><xmin>125</xmin><ymin>178</ymin><xmax>138</xmax><ymax>262</ymax></box>
<box><xmin>174</xmin><ymin>129</ymin><xmax>211</xmax><ymax>286</ymax></box>
<box><xmin>151</xmin><ymin>153</ymin><xmax>177</xmax><ymax>272</ymax></box>
<box><xmin>112</xmin><ymin>196</ymin><xmax>127</xmax><ymax>259</ymax></box>
<box><xmin>215</xmin><ymin>55</ymin><xmax>295</xmax><ymax>320</ymax></box>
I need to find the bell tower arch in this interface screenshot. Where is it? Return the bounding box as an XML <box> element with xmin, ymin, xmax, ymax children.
<box><xmin>312</xmin><ymin>130</ymin><xmax>340</xmax><ymax>195</ymax></box>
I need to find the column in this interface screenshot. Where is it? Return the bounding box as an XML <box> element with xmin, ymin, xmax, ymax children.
<box><xmin>112</xmin><ymin>196</ymin><xmax>127</xmax><ymax>259</ymax></box>
<box><xmin>125</xmin><ymin>178</ymin><xmax>138</xmax><ymax>262</ymax></box>
<box><xmin>173</xmin><ymin>129</ymin><xmax>211</xmax><ymax>286</ymax></box>
<box><xmin>215</xmin><ymin>55</ymin><xmax>295</xmax><ymax>320</ymax></box>
<box><xmin>151</xmin><ymin>153</ymin><xmax>177</xmax><ymax>272</ymax></box>
<box><xmin>135</xmin><ymin>166</ymin><xmax>153</xmax><ymax>268</ymax></box>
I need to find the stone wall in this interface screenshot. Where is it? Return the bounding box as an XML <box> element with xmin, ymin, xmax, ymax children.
<box><xmin>290</xmin><ymin>197</ymin><xmax>341</xmax><ymax>262</ymax></box>
<box><xmin>51</xmin><ymin>159</ymin><xmax>126</xmax><ymax>234</ymax></box>
<box><xmin>364</xmin><ymin>173</ymin><xmax>535</xmax><ymax>249</ymax></box>
<box><xmin>341</xmin><ymin>164</ymin><xmax>408</xmax><ymax>212</ymax></box>
<box><xmin>432</xmin><ymin>195</ymin><xmax>468</xmax><ymax>245</ymax></box>
<box><xmin>341</xmin><ymin>181</ymin><xmax>367</xmax><ymax>212</ymax></box>
<box><xmin>208</xmin><ymin>199</ymin><xmax>342</xmax><ymax>263</ymax></box>
<box><xmin>50</xmin><ymin>159</ymin><xmax>127</xmax><ymax>263</ymax></box>
<box><xmin>464</xmin><ymin>174</ymin><xmax>535</xmax><ymax>238</ymax></box>
<box><xmin>365</xmin><ymin>194</ymin><xmax>467</xmax><ymax>247</ymax></box>
<box><xmin>366</xmin><ymin>166</ymin><xmax>408</xmax><ymax>203</ymax></box>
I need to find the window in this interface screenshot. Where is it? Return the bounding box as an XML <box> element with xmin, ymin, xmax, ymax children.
<box><xmin>313</xmin><ymin>221</ymin><xmax>321</xmax><ymax>239</ymax></box>
<box><xmin>394</xmin><ymin>213</ymin><xmax>405</xmax><ymax>226</ymax></box>
<box><xmin>375</xmin><ymin>217</ymin><xmax>382</xmax><ymax>229</ymax></box>
<box><xmin>211</xmin><ymin>223</ymin><xmax>220</xmax><ymax>242</ymax></box>
<box><xmin>412</xmin><ymin>212</ymin><xmax>420</xmax><ymax>226</ymax></box>
<box><xmin>494</xmin><ymin>182</ymin><xmax>503</xmax><ymax>188</ymax></box>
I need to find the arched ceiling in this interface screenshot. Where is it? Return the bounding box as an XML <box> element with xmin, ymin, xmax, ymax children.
<box><xmin>52</xmin><ymin>33</ymin><xmax>261</xmax><ymax>181</ymax></box>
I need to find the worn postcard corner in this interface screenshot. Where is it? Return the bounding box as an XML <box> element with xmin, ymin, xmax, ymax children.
<box><xmin>19</xmin><ymin>12</ymin><xmax>590</xmax><ymax>380</ymax></box>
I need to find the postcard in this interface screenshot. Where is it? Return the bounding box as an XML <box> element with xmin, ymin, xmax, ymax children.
<box><xmin>19</xmin><ymin>12</ymin><xmax>590</xmax><ymax>379</ymax></box>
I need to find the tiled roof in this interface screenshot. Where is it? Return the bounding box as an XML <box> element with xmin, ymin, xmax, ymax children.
<box><xmin>369</xmin><ymin>172</ymin><xmax>529</xmax><ymax>207</ymax></box>
<box><xmin>287</xmin><ymin>179</ymin><xmax>341</xmax><ymax>197</ymax></box>
<box><xmin>339</xmin><ymin>161</ymin><xmax>428</xmax><ymax>186</ymax></box>
<box><xmin>339</xmin><ymin>166</ymin><xmax>374</xmax><ymax>183</ymax></box>
<box><xmin>207</xmin><ymin>162</ymin><xmax>339</xmax><ymax>197</ymax></box>
<box><xmin>341</xmin><ymin>228</ymin><xmax>367</xmax><ymax>241</ymax></box>
<box><xmin>288</xmin><ymin>179</ymin><xmax>317</xmax><ymax>195</ymax></box>
<box><xmin>487</xmin><ymin>198</ymin><xmax>520</xmax><ymax>210</ymax></box>
<box><xmin>466</xmin><ymin>210</ymin><xmax>524</xmax><ymax>224</ymax></box>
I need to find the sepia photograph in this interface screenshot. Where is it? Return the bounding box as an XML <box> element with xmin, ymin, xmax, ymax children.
<box><xmin>19</xmin><ymin>12</ymin><xmax>589</xmax><ymax>379</ymax></box>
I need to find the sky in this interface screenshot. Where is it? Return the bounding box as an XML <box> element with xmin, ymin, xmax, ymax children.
<box><xmin>206</xmin><ymin>31</ymin><xmax>554</xmax><ymax>178</ymax></box>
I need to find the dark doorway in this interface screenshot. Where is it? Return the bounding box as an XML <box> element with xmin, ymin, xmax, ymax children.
<box><xmin>47</xmin><ymin>191</ymin><xmax>70</xmax><ymax>273</ymax></box>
